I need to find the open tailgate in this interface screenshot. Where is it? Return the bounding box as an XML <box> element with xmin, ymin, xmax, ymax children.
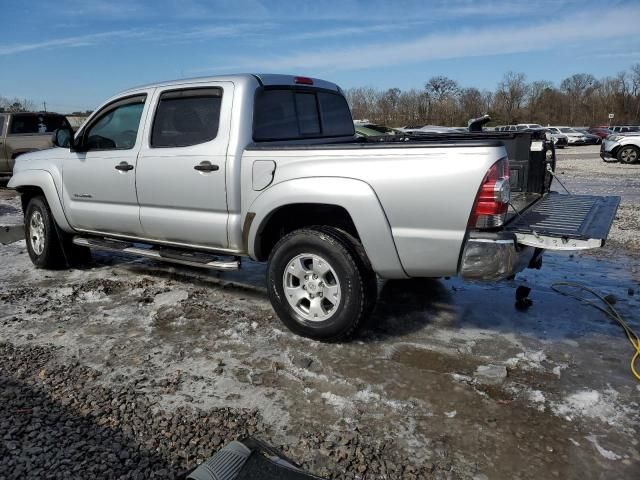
<box><xmin>505</xmin><ymin>193</ymin><xmax>620</xmax><ymax>250</ymax></box>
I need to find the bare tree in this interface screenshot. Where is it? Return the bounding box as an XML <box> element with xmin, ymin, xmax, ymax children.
<box><xmin>495</xmin><ymin>72</ymin><xmax>529</xmax><ymax>124</ymax></box>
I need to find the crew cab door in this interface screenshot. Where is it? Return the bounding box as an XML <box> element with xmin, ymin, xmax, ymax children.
<box><xmin>62</xmin><ymin>92</ymin><xmax>151</xmax><ymax>236</ymax></box>
<box><xmin>135</xmin><ymin>82</ymin><xmax>232</xmax><ymax>248</ymax></box>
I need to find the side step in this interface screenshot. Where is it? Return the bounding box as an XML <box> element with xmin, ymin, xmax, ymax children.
<box><xmin>73</xmin><ymin>237</ymin><xmax>240</xmax><ymax>271</ymax></box>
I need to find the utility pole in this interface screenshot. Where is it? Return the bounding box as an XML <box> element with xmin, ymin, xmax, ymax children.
<box><xmin>43</xmin><ymin>101</ymin><xmax>47</xmax><ymax>112</ymax></box>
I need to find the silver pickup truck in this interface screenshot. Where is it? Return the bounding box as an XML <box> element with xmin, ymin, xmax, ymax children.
<box><xmin>8</xmin><ymin>74</ymin><xmax>620</xmax><ymax>340</ymax></box>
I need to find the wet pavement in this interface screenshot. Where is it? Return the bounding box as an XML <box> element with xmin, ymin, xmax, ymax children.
<box><xmin>1</xmin><ymin>149</ymin><xmax>639</xmax><ymax>479</ymax></box>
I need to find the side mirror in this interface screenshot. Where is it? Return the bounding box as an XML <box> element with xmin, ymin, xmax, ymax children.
<box><xmin>53</xmin><ymin>127</ymin><xmax>74</xmax><ymax>149</ymax></box>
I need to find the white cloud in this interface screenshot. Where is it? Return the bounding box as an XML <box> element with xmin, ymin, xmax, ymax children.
<box><xmin>0</xmin><ymin>23</ymin><xmax>263</xmax><ymax>56</ymax></box>
<box><xmin>0</xmin><ymin>30</ymin><xmax>143</xmax><ymax>55</ymax></box>
<box><xmin>212</xmin><ymin>7</ymin><xmax>640</xmax><ymax>73</ymax></box>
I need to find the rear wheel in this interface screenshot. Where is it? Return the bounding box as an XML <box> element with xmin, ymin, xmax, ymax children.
<box><xmin>617</xmin><ymin>145</ymin><xmax>639</xmax><ymax>164</ymax></box>
<box><xmin>267</xmin><ymin>227</ymin><xmax>376</xmax><ymax>341</ymax></box>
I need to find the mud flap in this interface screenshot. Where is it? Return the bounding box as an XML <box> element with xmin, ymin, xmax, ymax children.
<box><xmin>506</xmin><ymin>193</ymin><xmax>620</xmax><ymax>250</ymax></box>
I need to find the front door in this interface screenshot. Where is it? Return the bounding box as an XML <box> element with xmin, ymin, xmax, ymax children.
<box><xmin>136</xmin><ymin>83</ymin><xmax>232</xmax><ymax>248</ymax></box>
<box><xmin>62</xmin><ymin>92</ymin><xmax>151</xmax><ymax>236</ymax></box>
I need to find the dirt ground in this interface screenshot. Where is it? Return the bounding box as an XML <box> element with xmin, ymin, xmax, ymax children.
<box><xmin>1</xmin><ymin>147</ymin><xmax>639</xmax><ymax>479</ymax></box>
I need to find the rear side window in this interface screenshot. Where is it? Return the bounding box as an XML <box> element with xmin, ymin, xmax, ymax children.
<box><xmin>9</xmin><ymin>114</ymin><xmax>69</xmax><ymax>135</ymax></box>
<box><xmin>151</xmin><ymin>88</ymin><xmax>222</xmax><ymax>148</ymax></box>
<box><xmin>253</xmin><ymin>88</ymin><xmax>354</xmax><ymax>141</ymax></box>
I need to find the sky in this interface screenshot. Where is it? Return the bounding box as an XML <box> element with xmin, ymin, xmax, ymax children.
<box><xmin>1</xmin><ymin>0</ymin><xmax>640</xmax><ymax>112</ymax></box>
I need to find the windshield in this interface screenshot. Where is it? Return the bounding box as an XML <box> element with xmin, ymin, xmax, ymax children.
<box><xmin>9</xmin><ymin>113</ymin><xmax>70</xmax><ymax>135</ymax></box>
<box><xmin>560</xmin><ymin>128</ymin><xmax>578</xmax><ymax>133</ymax></box>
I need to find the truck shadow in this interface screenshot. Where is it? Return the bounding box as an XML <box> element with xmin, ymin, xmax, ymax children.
<box><xmin>358</xmin><ymin>278</ymin><xmax>457</xmax><ymax>340</ymax></box>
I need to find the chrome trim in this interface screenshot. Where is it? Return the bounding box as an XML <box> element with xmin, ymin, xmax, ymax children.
<box><xmin>514</xmin><ymin>233</ymin><xmax>602</xmax><ymax>250</ymax></box>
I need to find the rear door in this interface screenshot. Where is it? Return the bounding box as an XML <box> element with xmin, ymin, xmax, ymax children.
<box><xmin>135</xmin><ymin>82</ymin><xmax>232</xmax><ymax>248</ymax></box>
<box><xmin>62</xmin><ymin>92</ymin><xmax>151</xmax><ymax>236</ymax></box>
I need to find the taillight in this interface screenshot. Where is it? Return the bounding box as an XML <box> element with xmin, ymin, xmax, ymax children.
<box><xmin>468</xmin><ymin>158</ymin><xmax>510</xmax><ymax>229</ymax></box>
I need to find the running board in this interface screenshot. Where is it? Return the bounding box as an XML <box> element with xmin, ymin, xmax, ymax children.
<box><xmin>73</xmin><ymin>237</ymin><xmax>240</xmax><ymax>271</ymax></box>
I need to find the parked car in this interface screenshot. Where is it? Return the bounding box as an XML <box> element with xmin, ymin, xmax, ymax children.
<box><xmin>601</xmin><ymin>132</ymin><xmax>640</xmax><ymax>163</ymax></box>
<box><xmin>548</xmin><ymin>127</ymin><xmax>587</xmax><ymax>145</ymax></box>
<box><xmin>516</xmin><ymin>123</ymin><xmax>543</xmax><ymax>130</ymax></box>
<box><xmin>8</xmin><ymin>73</ymin><xmax>620</xmax><ymax>341</ymax></box>
<box><xmin>0</xmin><ymin>112</ymin><xmax>72</xmax><ymax>175</ymax></box>
<box><xmin>609</xmin><ymin>125</ymin><xmax>640</xmax><ymax>134</ymax></box>
<box><xmin>505</xmin><ymin>125</ymin><xmax>567</xmax><ymax>148</ymax></box>
<box><xmin>573</xmin><ymin>128</ymin><xmax>601</xmax><ymax>144</ymax></box>
<box><xmin>588</xmin><ymin>127</ymin><xmax>613</xmax><ymax>139</ymax></box>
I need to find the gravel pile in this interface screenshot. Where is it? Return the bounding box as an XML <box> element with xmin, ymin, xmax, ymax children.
<box><xmin>0</xmin><ymin>342</ymin><xmax>454</xmax><ymax>479</ymax></box>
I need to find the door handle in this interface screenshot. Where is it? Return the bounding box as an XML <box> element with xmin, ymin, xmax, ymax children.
<box><xmin>115</xmin><ymin>162</ymin><xmax>134</xmax><ymax>171</ymax></box>
<box><xmin>194</xmin><ymin>161</ymin><xmax>219</xmax><ymax>172</ymax></box>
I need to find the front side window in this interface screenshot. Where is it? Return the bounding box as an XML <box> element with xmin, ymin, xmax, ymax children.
<box><xmin>9</xmin><ymin>114</ymin><xmax>70</xmax><ymax>135</ymax></box>
<box><xmin>151</xmin><ymin>88</ymin><xmax>223</xmax><ymax>148</ymax></box>
<box><xmin>0</xmin><ymin>115</ymin><xmax>5</xmax><ymax>135</ymax></box>
<box><xmin>253</xmin><ymin>88</ymin><xmax>354</xmax><ymax>141</ymax></box>
<box><xmin>84</xmin><ymin>95</ymin><xmax>146</xmax><ymax>150</ymax></box>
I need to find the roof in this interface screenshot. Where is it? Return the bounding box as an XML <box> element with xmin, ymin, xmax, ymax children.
<box><xmin>121</xmin><ymin>73</ymin><xmax>340</xmax><ymax>96</ymax></box>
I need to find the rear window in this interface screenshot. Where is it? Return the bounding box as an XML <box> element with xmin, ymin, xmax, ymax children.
<box><xmin>9</xmin><ymin>114</ymin><xmax>69</xmax><ymax>135</ymax></box>
<box><xmin>253</xmin><ymin>88</ymin><xmax>354</xmax><ymax>141</ymax></box>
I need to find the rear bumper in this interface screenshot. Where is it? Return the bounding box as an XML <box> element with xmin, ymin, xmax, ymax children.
<box><xmin>459</xmin><ymin>232</ymin><xmax>535</xmax><ymax>281</ymax></box>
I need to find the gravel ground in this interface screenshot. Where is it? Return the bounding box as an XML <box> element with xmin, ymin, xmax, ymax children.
<box><xmin>1</xmin><ymin>152</ymin><xmax>639</xmax><ymax>479</ymax></box>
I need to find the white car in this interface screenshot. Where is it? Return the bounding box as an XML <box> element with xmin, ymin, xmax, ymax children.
<box><xmin>548</xmin><ymin>127</ymin><xmax>587</xmax><ymax>145</ymax></box>
<box><xmin>601</xmin><ymin>132</ymin><xmax>640</xmax><ymax>163</ymax></box>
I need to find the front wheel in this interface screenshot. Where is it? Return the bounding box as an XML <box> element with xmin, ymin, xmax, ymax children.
<box><xmin>24</xmin><ymin>196</ymin><xmax>91</xmax><ymax>269</ymax></box>
<box><xmin>617</xmin><ymin>145</ymin><xmax>640</xmax><ymax>164</ymax></box>
<box><xmin>267</xmin><ymin>227</ymin><xmax>375</xmax><ymax>341</ymax></box>
<box><xmin>25</xmin><ymin>196</ymin><xmax>67</xmax><ymax>269</ymax></box>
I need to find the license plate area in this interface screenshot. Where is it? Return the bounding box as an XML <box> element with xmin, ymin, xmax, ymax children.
<box><xmin>505</xmin><ymin>193</ymin><xmax>620</xmax><ymax>250</ymax></box>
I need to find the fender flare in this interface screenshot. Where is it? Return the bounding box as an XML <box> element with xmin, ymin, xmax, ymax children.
<box><xmin>246</xmin><ymin>177</ymin><xmax>407</xmax><ymax>279</ymax></box>
<box><xmin>7</xmin><ymin>169</ymin><xmax>73</xmax><ymax>232</ymax></box>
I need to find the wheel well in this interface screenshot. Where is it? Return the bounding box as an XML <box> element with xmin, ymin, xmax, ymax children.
<box><xmin>17</xmin><ymin>186</ymin><xmax>45</xmax><ymax>212</ymax></box>
<box><xmin>255</xmin><ymin>204</ymin><xmax>360</xmax><ymax>261</ymax></box>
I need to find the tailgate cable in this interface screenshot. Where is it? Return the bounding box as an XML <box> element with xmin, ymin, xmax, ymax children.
<box><xmin>546</xmin><ymin>164</ymin><xmax>572</xmax><ymax>195</ymax></box>
<box><xmin>551</xmin><ymin>282</ymin><xmax>640</xmax><ymax>381</ymax></box>
<box><xmin>507</xmin><ymin>201</ymin><xmax>541</xmax><ymax>240</ymax></box>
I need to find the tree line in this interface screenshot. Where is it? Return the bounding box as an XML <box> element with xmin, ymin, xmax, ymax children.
<box><xmin>346</xmin><ymin>64</ymin><xmax>640</xmax><ymax>128</ymax></box>
<box><xmin>0</xmin><ymin>96</ymin><xmax>37</xmax><ymax>113</ymax></box>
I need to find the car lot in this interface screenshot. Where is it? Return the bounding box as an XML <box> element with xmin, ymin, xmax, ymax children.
<box><xmin>1</xmin><ymin>145</ymin><xmax>639</xmax><ymax>479</ymax></box>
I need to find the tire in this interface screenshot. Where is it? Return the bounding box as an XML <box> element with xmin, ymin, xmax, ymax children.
<box><xmin>24</xmin><ymin>196</ymin><xmax>91</xmax><ymax>269</ymax></box>
<box><xmin>267</xmin><ymin>227</ymin><xmax>375</xmax><ymax>341</ymax></box>
<box><xmin>616</xmin><ymin>145</ymin><xmax>640</xmax><ymax>164</ymax></box>
<box><xmin>25</xmin><ymin>196</ymin><xmax>67</xmax><ymax>269</ymax></box>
